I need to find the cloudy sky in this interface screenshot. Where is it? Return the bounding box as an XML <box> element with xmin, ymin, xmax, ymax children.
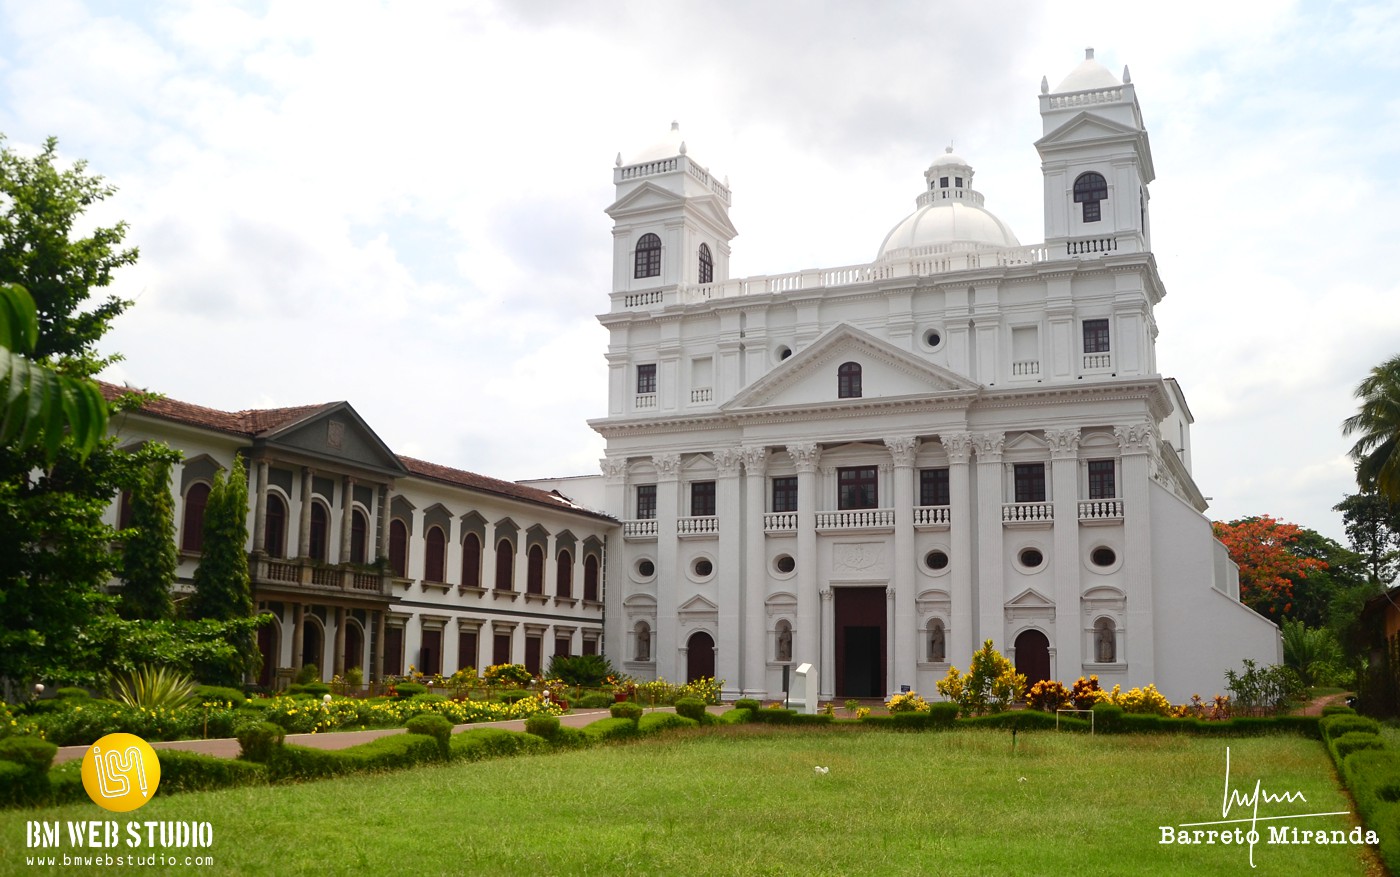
<box><xmin>2</xmin><ymin>1</ymin><xmax>1395</xmax><ymax>543</ymax></box>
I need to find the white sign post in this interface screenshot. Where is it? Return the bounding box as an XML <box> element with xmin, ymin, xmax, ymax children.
<box><xmin>793</xmin><ymin>662</ymin><xmax>818</xmax><ymax>715</ymax></box>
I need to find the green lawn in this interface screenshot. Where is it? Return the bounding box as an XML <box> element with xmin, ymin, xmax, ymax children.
<box><xmin>0</xmin><ymin>726</ymin><xmax>1376</xmax><ymax>876</ymax></box>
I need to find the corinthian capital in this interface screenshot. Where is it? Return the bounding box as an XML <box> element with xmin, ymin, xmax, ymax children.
<box><xmin>653</xmin><ymin>453</ymin><xmax>683</xmax><ymax>480</ymax></box>
<box><xmin>971</xmin><ymin>432</ymin><xmax>1005</xmax><ymax>462</ymax></box>
<box><xmin>714</xmin><ymin>448</ymin><xmax>743</xmax><ymax>478</ymax></box>
<box><xmin>940</xmin><ymin>432</ymin><xmax>973</xmax><ymax>464</ymax></box>
<box><xmin>1114</xmin><ymin>423</ymin><xmax>1155</xmax><ymax>455</ymax></box>
<box><xmin>884</xmin><ymin>436</ymin><xmax>920</xmax><ymax>468</ymax></box>
<box><xmin>1043</xmin><ymin>427</ymin><xmax>1082</xmax><ymax>460</ymax></box>
<box><xmin>740</xmin><ymin>446</ymin><xmax>770</xmax><ymax>477</ymax></box>
<box><xmin>787</xmin><ymin>442</ymin><xmax>822</xmax><ymax>474</ymax></box>
<box><xmin>600</xmin><ymin>457</ymin><xmax>629</xmax><ymax>481</ymax></box>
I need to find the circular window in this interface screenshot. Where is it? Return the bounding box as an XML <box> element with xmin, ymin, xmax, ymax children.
<box><xmin>637</xmin><ymin>559</ymin><xmax>656</xmax><ymax>577</ymax></box>
<box><xmin>693</xmin><ymin>558</ymin><xmax>714</xmax><ymax>577</ymax></box>
<box><xmin>1090</xmin><ymin>547</ymin><xmax>1117</xmax><ymax>568</ymax></box>
<box><xmin>924</xmin><ymin>550</ymin><xmax>949</xmax><ymax>571</ymax></box>
<box><xmin>923</xmin><ymin>329</ymin><xmax>943</xmax><ymax>349</ymax></box>
<box><xmin>774</xmin><ymin>555</ymin><xmax>796</xmax><ymax>574</ymax></box>
<box><xmin>777</xmin><ymin>346</ymin><xmax>793</xmax><ymax>362</ymax></box>
<box><xmin>1018</xmin><ymin>547</ymin><xmax>1045</xmax><ymax>569</ymax></box>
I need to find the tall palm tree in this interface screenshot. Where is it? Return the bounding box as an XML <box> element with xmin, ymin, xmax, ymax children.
<box><xmin>1344</xmin><ymin>354</ymin><xmax>1400</xmax><ymax>502</ymax></box>
<box><xmin>1</xmin><ymin>281</ymin><xmax>108</xmax><ymax>461</ymax></box>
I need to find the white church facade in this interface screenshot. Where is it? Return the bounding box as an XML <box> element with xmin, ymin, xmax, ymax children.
<box><xmin>549</xmin><ymin>50</ymin><xmax>1280</xmax><ymax>703</ymax></box>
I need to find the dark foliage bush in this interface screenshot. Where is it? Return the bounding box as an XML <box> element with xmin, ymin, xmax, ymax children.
<box><xmin>546</xmin><ymin>653</ymin><xmax>617</xmax><ymax>686</ymax></box>
<box><xmin>0</xmin><ymin>736</ymin><xmax>56</xmax><ymax>806</ymax></box>
<box><xmin>928</xmin><ymin>702</ymin><xmax>959</xmax><ymax>726</ymax></box>
<box><xmin>54</xmin><ymin>687</ymin><xmax>91</xmax><ymax>700</ymax></box>
<box><xmin>450</xmin><ymin>728</ymin><xmax>548</xmax><ymax>762</ymax></box>
<box><xmin>751</xmin><ymin>707</ymin><xmax>799</xmax><ymax>725</ymax></box>
<box><xmin>1321</xmin><ymin>714</ymin><xmax>1380</xmax><ymax>741</ymax></box>
<box><xmin>405</xmin><ymin>714</ymin><xmax>454</xmax><ymax>759</ymax></box>
<box><xmin>392</xmin><ymin>682</ymin><xmax>428</xmax><ymax>699</ymax></box>
<box><xmin>961</xmin><ymin>711</ymin><xmax>1066</xmax><ymax>731</ymax></box>
<box><xmin>287</xmin><ymin>682</ymin><xmax>332</xmax><ymax>697</ymax></box>
<box><xmin>1343</xmin><ymin>749</ymin><xmax>1400</xmax><ymax>872</ymax></box>
<box><xmin>674</xmin><ymin>697</ymin><xmax>707</xmax><ymax>721</ymax></box>
<box><xmin>237</xmin><ymin>721</ymin><xmax>286</xmax><ymax>762</ymax></box>
<box><xmin>1091</xmin><ymin>703</ymin><xmax>1125</xmax><ymax>732</ymax></box>
<box><xmin>610</xmin><ymin>701</ymin><xmax>643</xmax><ymax>721</ymax></box>
<box><xmin>156</xmin><ymin>749</ymin><xmax>266</xmax><ymax>794</ymax></box>
<box><xmin>191</xmin><ymin>685</ymin><xmax>246</xmax><ymax>706</ymax></box>
<box><xmin>1333</xmin><ymin>731</ymin><xmax>1386</xmax><ymax>761</ymax></box>
<box><xmin>734</xmin><ymin>698</ymin><xmax>761</xmax><ymax>712</ymax></box>
<box><xmin>575</xmin><ymin>692</ymin><xmax>614</xmax><ymax>709</ymax></box>
<box><xmin>1321</xmin><ymin>704</ymin><xmax>1356</xmax><ymax>717</ymax></box>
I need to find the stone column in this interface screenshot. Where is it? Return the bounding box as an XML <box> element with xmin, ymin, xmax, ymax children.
<box><xmin>298</xmin><ymin>467</ymin><xmax>315</xmax><ymax>558</ymax></box>
<box><xmin>339</xmin><ymin>475</ymin><xmax>355</xmax><ymax>563</ymax></box>
<box><xmin>884</xmin><ymin>436</ymin><xmax>918</xmax><ymax>696</ymax></box>
<box><xmin>253</xmin><ymin>460</ymin><xmax>269</xmax><ymax>553</ymax></box>
<box><xmin>653</xmin><ymin>453</ymin><xmax>682</xmax><ymax>682</ymax></box>
<box><xmin>373</xmin><ymin>610</ymin><xmax>386</xmax><ymax>682</ymax></box>
<box><xmin>1047</xmin><ymin>427</ymin><xmax>1082</xmax><ymax>678</ymax></box>
<box><xmin>819</xmin><ymin>588</ymin><xmax>835</xmax><ymax>699</ymax></box>
<box><xmin>788</xmin><ymin>442</ymin><xmax>821</xmax><ymax>696</ymax></box>
<box><xmin>600</xmin><ymin>458</ymin><xmax>629</xmax><ymax>658</ymax></box>
<box><xmin>714</xmin><ymin>448</ymin><xmax>743</xmax><ymax>700</ymax></box>
<box><xmin>1116</xmin><ymin>423</ymin><xmax>1156</xmax><ymax>683</ymax></box>
<box><xmin>741</xmin><ymin>447</ymin><xmax>770</xmax><ymax>698</ymax></box>
<box><xmin>972</xmin><ymin>433</ymin><xmax>1006</xmax><ymax>647</ymax></box>
<box><xmin>291</xmin><ymin>603</ymin><xmax>305</xmax><ymax>672</ymax></box>
<box><xmin>333</xmin><ymin>607</ymin><xmax>346</xmax><ymax>677</ymax></box>
<box><xmin>886</xmin><ymin>586</ymin><xmax>897</xmax><ymax>692</ymax></box>
<box><xmin>941</xmin><ymin>433</ymin><xmax>974</xmax><ymax>663</ymax></box>
<box><xmin>375</xmin><ymin>486</ymin><xmax>390</xmax><ymax>563</ymax></box>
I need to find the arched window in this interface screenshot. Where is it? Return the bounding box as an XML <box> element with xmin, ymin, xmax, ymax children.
<box><xmin>1074</xmin><ymin>172</ymin><xmax>1108</xmax><ymax>223</ymax></box>
<box><xmin>556</xmin><ymin>550</ymin><xmax>573</xmax><ymax>599</ymax></box>
<box><xmin>526</xmin><ymin>544</ymin><xmax>545</xmax><ymax>594</ymax></box>
<box><xmin>698</xmin><ymin>242</ymin><xmax>713</xmax><ymax>284</ymax></box>
<box><xmin>389</xmin><ymin>519</ymin><xmax>408</xmax><ymax>578</ymax></box>
<box><xmin>350</xmin><ymin>509</ymin><xmax>368</xmax><ymax>564</ymax></box>
<box><xmin>425</xmin><ymin>526</ymin><xmax>446</xmax><ymax>582</ymax></box>
<box><xmin>583</xmin><ymin>554</ymin><xmax>600</xmax><ymax>601</ymax></box>
<box><xmin>635</xmin><ymin>621</ymin><xmax>651</xmax><ymax>662</ymax></box>
<box><xmin>461</xmin><ymin>533</ymin><xmax>482</xmax><ymax>588</ymax></box>
<box><xmin>928</xmin><ymin>619</ymin><xmax>946</xmax><ymax>663</ymax></box>
<box><xmin>265</xmin><ymin>494</ymin><xmax>287</xmax><ymax>558</ymax></box>
<box><xmin>837</xmin><ymin>361</ymin><xmax>862</xmax><ymax>399</ymax></box>
<box><xmin>775</xmin><ymin>620</ymin><xmax>793</xmax><ymax>662</ymax></box>
<box><xmin>181</xmin><ymin>482</ymin><xmax>211</xmax><ymax>552</ymax></box>
<box><xmin>634</xmin><ymin>233</ymin><xmax>661</xmax><ymax>279</ymax></box>
<box><xmin>309</xmin><ymin>502</ymin><xmax>329</xmax><ymax>561</ymax></box>
<box><xmin>495</xmin><ymin>539</ymin><xmax>515</xmax><ymax>590</ymax></box>
<box><xmin>1095</xmin><ymin>618</ymin><xmax>1117</xmax><ymax>663</ymax></box>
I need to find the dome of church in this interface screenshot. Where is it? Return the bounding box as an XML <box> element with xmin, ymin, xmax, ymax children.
<box><xmin>1053</xmin><ymin>47</ymin><xmax>1120</xmax><ymax>93</ymax></box>
<box><xmin>876</xmin><ymin>148</ymin><xmax>1020</xmax><ymax>258</ymax></box>
<box><xmin>626</xmin><ymin>121</ymin><xmax>687</xmax><ymax>164</ymax></box>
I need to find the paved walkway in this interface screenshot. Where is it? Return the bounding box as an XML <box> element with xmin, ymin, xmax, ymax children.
<box><xmin>52</xmin><ymin>708</ymin><xmax>668</xmax><ymax>765</ymax></box>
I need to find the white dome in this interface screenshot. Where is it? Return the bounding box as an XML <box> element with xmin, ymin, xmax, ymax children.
<box><xmin>628</xmin><ymin>121</ymin><xmax>687</xmax><ymax>164</ymax></box>
<box><xmin>878</xmin><ymin>202</ymin><xmax>1020</xmax><ymax>256</ymax></box>
<box><xmin>1053</xmin><ymin>48</ymin><xmax>1121</xmax><ymax>93</ymax></box>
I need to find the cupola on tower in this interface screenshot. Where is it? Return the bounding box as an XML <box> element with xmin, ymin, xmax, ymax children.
<box><xmin>606</xmin><ymin>122</ymin><xmax>738</xmax><ymax>297</ymax></box>
<box><xmin>1036</xmin><ymin>48</ymin><xmax>1155</xmax><ymax>256</ymax></box>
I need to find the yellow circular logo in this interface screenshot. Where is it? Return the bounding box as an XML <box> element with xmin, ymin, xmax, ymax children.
<box><xmin>80</xmin><ymin>733</ymin><xmax>161</xmax><ymax>812</ymax></box>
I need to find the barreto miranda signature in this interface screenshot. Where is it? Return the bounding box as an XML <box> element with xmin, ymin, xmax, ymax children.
<box><xmin>1158</xmin><ymin>747</ymin><xmax>1376</xmax><ymax>869</ymax></box>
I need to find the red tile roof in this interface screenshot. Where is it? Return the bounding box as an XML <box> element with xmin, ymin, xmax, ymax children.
<box><xmin>101</xmin><ymin>382</ymin><xmax>614</xmax><ymax>522</ymax></box>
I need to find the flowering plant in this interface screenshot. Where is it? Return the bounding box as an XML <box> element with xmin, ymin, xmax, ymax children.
<box><xmin>885</xmin><ymin>691</ymin><xmax>929</xmax><ymax>713</ymax></box>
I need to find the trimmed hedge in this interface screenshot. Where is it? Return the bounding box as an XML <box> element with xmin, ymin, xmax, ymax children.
<box><xmin>718</xmin><ymin>708</ymin><xmax>753</xmax><ymax>725</ymax></box>
<box><xmin>583</xmin><ymin>716</ymin><xmax>641</xmax><ymax>741</ymax></box>
<box><xmin>1320</xmin><ymin>704</ymin><xmax>1356</xmax><ymax>717</ymax></box>
<box><xmin>575</xmin><ymin>693</ymin><xmax>614</xmax><ymax>709</ymax></box>
<box><xmin>0</xmin><ymin>736</ymin><xmax>57</xmax><ymax>807</ymax></box>
<box><xmin>392</xmin><ymin>682</ymin><xmax>428</xmax><ymax>698</ymax></box>
<box><xmin>237</xmin><ymin>721</ymin><xmax>286</xmax><ymax>763</ymax></box>
<box><xmin>405</xmin><ymin>714</ymin><xmax>454</xmax><ymax>759</ymax></box>
<box><xmin>156</xmin><ymin>749</ymin><xmax>266</xmax><ymax>794</ymax></box>
<box><xmin>450</xmin><ymin>728</ymin><xmax>547</xmax><ymax>762</ymax></box>
<box><xmin>674</xmin><ymin>697</ymin><xmax>707</xmax><ymax>721</ymax></box>
<box><xmin>638</xmin><ymin>713</ymin><xmax>698</xmax><ymax>734</ymax></box>
<box><xmin>734</xmin><ymin>699</ymin><xmax>761</xmax><ymax>712</ymax></box>
<box><xmin>610</xmin><ymin>702</ymin><xmax>643</xmax><ymax>721</ymax></box>
<box><xmin>1321</xmin><ymin>714</ymin><xmax>1380</xmax><ymax>742</ymax></box>
<box><xmin>269</xmin><ymin>734</ymin><xmax>441</xmax><ymax>781</ymax></box>
<box><xmin>498</xmin><ymin>690</ymin><xmax>531</xmax><ymax>705</ymax></box>
<box><xmin>192</xmin><ymin>685</ymin><xmax>246</xmax><ymax>706</ymax></box>
<box><xmin>524</xmin><ymin>715</ymin><xmax>561</xmax><ymax>741</ymax></box>
<box><xmin>1341</xmin><ymin>747</ymin><xmax>1400</xmax><ymax>871</ymax></box>
<box><xmin>751</xmin><ymin>707</ymin><xmax>798</xmax><ymax>725</ymax></box>
<box><xmin>1333</xmin><ymin>731</ymin><xmax>1385</xmax><ymax>761</ymax></box>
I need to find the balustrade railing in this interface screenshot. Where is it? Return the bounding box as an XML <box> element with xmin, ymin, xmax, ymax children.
<box><xmin>1079</xmin><ymin>499</ymin><xmax>1124</xmax><ymax>520</ymax></box>
<box><xmin>623</xmin><ymin>519</ymin><xmax>658</xmax><ymax>538</ymax></box>
<box><xmin>1002</xmin><ymin>502</ymin><xmax>1054</xmax><ymax>523</ymax></box>
<box><xmin>634</xmin><ymin>393</ymin><xmax>657</xmax><ymax>410</ymax></box>
<box><xmin>677</xmin><ymin>515</ymin><xmax>719</xmax><ymax>536</ymax></box>
<box><xmin>815</xmin><ymin>509</ymin><xmax>895</xmax><ymax>530</ymax></box>
<box><xmin>1083</xmin><ymin>353</ymin><xmax>1112</xmax><ymax>370</ymax></box>
<box><xmin>763</xmin><ymin>512</ymin><xmax>798</xmax><ymax>532</ymax></box>
<box><xmin>913</xmin><ymin>506</ymin><xmax>951</xmax><ymax>526</ymax></box>
<box><xmin>255</xmin><ymin>557</ymin><xmax>389</xmax><ymax>596</ymax></box>
<box><xmin>1012</xmin><ymin>359</ymin><xmax>1041</xmax><ymax>377</ymax></box>
<box><xmin>690</xmin><ymin>387</ymin><xmax>713</xmax><ymax>404</ymax></box>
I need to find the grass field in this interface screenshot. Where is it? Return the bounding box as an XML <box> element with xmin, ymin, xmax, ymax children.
<box><xmin>0</xmin><ymin>726</ymin><xmax>1378</xmax><ymax>876</ymax></box>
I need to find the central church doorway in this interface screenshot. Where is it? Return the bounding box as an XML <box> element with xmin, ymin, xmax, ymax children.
<box><xmin>834</xmin><ymin>587</ymin><xmax>886</xmax><ymax>697</ymax></box>
<box><xmin>686</xmin><ymin>631</ymin><xmax>715</xmax><ymax>683</ymax></box>
<box><xmin>1014</xmin><ymin>629</ymin><xmax>1051</xmax><ymax>687</ymax></box>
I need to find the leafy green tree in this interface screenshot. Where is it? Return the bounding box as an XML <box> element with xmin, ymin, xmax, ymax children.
<box><xmin>118</xmin><ymin>460</ymin><xmax>177</xmax><ymax>621</ymax></box>
<box><xmin>187</xmin><ymin>456</ymin><xmax>259</xmax><ymax>684</ymax></box>
<box><xmin>0</xmin><ymin>134</ymin><xmax>149</xmax><ymax>694</ymax></box>
<box><xmin>1334</xmin><ymin>491</ymin><xmax>1400</xmax><ymax>586</ymax></box>
<box><xmin>1344</xmin><ymin>353</ymin><xmax>1400</xmax><ymax>502</ymax></box>
<box><xmin>1279</xmin><ymin>618</ymin><xmax>1343</xmax><ymax>687</ymax></box>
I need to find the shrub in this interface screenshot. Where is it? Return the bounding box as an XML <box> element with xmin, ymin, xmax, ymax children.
<box><xmin>450</xmin><ymin>728</ymin><xmax>547</xmax><ymax>762</ymax></box>
<box><xmin>287</xmin><ymin>682</ymin><xmax>332</xmax><ymax>697</ymax></box>
<box><xmin>1109</xmin><ymin>684</ymin><xmax>1173</xmax><ymax>716</ymax></box>
<box><xmin>1225</xmin><ymin>659</ymin><xmax>1305</xmax><ymax>716</ymax></box>
<box><xmin>638</xmin><ymin>713</ymin><xmax>698</xmax><ymax>734</ymax></box>
<box><xmin>583</xmin><ymin>716</ymin><xmax>640</xmax><ymax>741</ymax></box>
<box><xmin>483</xmin><ymin>663</ymin><xmax>534</xmax><ymax>687</ymax></box>
<box><xmin>936</xmin><ymin>640</ymin><xmax>1025</xmax><ymax>716</ymax></box>
<box><xmin>524</xmin><ymin>714</ymin><xmax>561</xmax><ymax>741</ymax></box>
<box><xmin>112</xmin><ymin>665</ymin><xmax>197</xmax><ymax>710</ymax></box>
<box><xmin>674</xmin><ymin>697</ymin><xmax>707</xmax><ymax>721</ymax></box>
<box><xmin>268</xmin><ymin>734</ymin><xmax>440</xmax><ymax>781</ymax></box>
<box><xmin>392</xmin><ymin>682</ymin><xmax>428</xmax><ymax>699</ymax></box>
<box><xmin>191</xmin><ymin>685</ymin><xmax>246</xmax><ymax>706</ymax></box>
<box><xmin>405</xmin><ymin>714</ymin><xmax>454</xmax><ymax>759</ymax></box>
<box><xmin>399</xmin><ymin>693</ymin><xmax>450</xmax><ymax>720</ymax></box>
<box><xmin>1321</xmin><ymin>714</ymin><xmax>1380</xmax><ymax>744</ymax></box>
<box><xmin>1091</xmin><ymin>703</ymin><xmax>1126</xmax><ymax>733</ymax></box>
<box><xmin>0</xmin><ymin>761</ymin><xmax>33</xmax><ymax>807</ymax></box>
<box><xmin>610</xmin><ymin>702</ymin><xmax>643</xmax><ymax>721</ymax></box>
<box><xmin>735</xmin><ymin>698</ymin><xmax>761</xmax><ymax>712</ymax></box>
<box><xmin>1333</xmin><ymin>732</ymin><xmax>1385</xmax><ymax>761</ymax></box>
<box><xmin>1343</xmin><ymin>749</ymin><xmax>1400</xmax><ymax>872</ymax></box>
<box><xmin>236</xmin><ymin>721</ymin><xmax>286</xmax><ymax>762</ymax></box>
<box><xmin>156</xmin><ymin>749</ymin><xmax>266</xmax><ymax>794</ymax></box>
<box><xmin>928</xmin><ymin>702</ymin><xmax>959</xmax><ymax>727</ymax></box>
<box><xmin>885</xmin><ymin>691</ymin><xmax>929</xmax><ymax>713</ymax></box>
<box><xmin>546</xmin><ymin>653</ymin><xmax>617</xmax><ymax>686</ymax></box>
<box><xmin>575</xmin><ymin>692</ymin><xmax>614</xmax><ymax>709</ymax></box>
<box><xmin>718</xmin><ymin>708</ymin><xmax>753</xmax><ymax>725</ymax></box>
<box><xmin>499</xmin><ymin>690</ymin><xmax>531</xmax><ymax>705</ymax></box>
<box><xmin>1025</xmin><ymin>680</ymin><xmax>1072</xmax><ymax>712</ymax></box>
<box><xmin>0</xmin><ymin>736</ymin><xmax>56</xmax><ymax>805</ymax></box>
<box><xmin>294</xmin><ymin>664</ymin><xmax>320</xmax><ymax>685</ymax></box>
<box><xmin>54</xmin><ymin>687</ymin><xmax>91</xmax><ymax>700</ymax></box>
<box><xmin>1321</xmin><ymin>704</ymin><xmax>1356</xmax><ymax>717</ymax></box>
<box><xmin>751</xmin><ymin>707</ymin><xmax>798</xmax><ymax>725</ymax></box>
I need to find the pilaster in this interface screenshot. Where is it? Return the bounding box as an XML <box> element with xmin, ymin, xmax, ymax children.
<box><xmin>714</xmin><ymin>447</ymin><xmax>743</xmax><ymax>699</ymax></box>
<box><xmin>741</xmin><ymin>446</ymin><xmax>770</xmax><ymax>697</ymax></box>
<box><xmin>941</xmin><ymin>432</ymin><xmax>974</xmax><ymax>663</ymax></box>
<box><xmin>1046</xmin><ymin>427</ymin><xmax>1082</xmax><ymax>676</ymax></box>
<box><xmin>654</xmin><ymin>453</ymin><xmax>682</xmax><ymax>682</ymax></box>
<box><xmin>1116</xmin><ymin>422</ymin><xmax>1156</xmax><ymax>683</ymax></box>
<box><xmin>971</xmin><ymin>432</ymin><xmax>1005</xmax><ymax>647</ymax></box>
<box><xmin>789</xmin><ymin>442</ymin><xmax>821</xmax><ymax>692</ymax></box>
<box><xmin>884</xmin><ymin>436</ymin><xmax>918</xmax><ymax>694</ymax></box>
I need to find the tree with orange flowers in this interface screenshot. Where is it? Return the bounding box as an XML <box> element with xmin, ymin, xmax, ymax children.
<box><xmin>1211</xmin><ymin>516</ymin><xmax>1328</xmax><ymax>617</ymax></box>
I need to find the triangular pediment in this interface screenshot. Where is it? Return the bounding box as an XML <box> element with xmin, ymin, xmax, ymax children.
<box><xmin>258</xmin><ymin>402</ymin><xmax>406</xmax><ymax>476</ymax></box>
<box><xmin>723</xmin><ymin>323</ymin><xmax>980</xmax><ymax>411</ymax></box>
<box><xmin>1035</xmin><ymin>112</ymin><xmax>1139</xmax><ymax>148</ymax></box>
<box><xmin>1006</xmin><ymin>587</ymin><xmax>1056</xmax><ymax>609</ymax></box>
<box><xmin>677</xmin><ymin>594</ymin><xmax>719</xmax><ymax>615</ymax></box>
<box><xmin>605</xmin><ymin>181</ymin><xmax>686</xmax><ymax>217</ymax></box>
